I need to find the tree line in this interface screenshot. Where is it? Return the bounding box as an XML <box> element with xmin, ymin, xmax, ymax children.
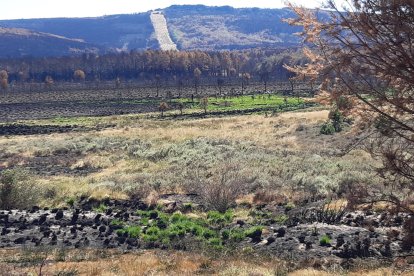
<box><xmin>0</xmin><ymin>49</ymin><xmax>306</xmax><ymax>89</ymax></box>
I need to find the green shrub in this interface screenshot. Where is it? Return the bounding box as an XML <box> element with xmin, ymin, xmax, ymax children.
<box><xmin>244</xmin><ymin>226</ymin><xmax>263</xmax><ymax>239</ymax></box>
<box><xmin>146</xmin><ymin>226</ymin><xmax>161</xmax><ymax>236</ymax></box>
<box><xmin>190</xmin><ymin>224</ymin><xmax>205</xmax><ymax>237</ymax></box>
<box><xmin>221</xmin><ymin>229</ymin><xmax>230</xmax><ymax>240</ymax></box>
<box><xmin>329</xmin><ymin>109</ymin><xmax>344</xmax><ymax>132</ymax></box>
<box><xmin>284</xmin><ymin>202</ymin><xmax>295</xmax><ymax>211</ymax></box>
<box><xmin>93</xmin><ymin>203</ymin><xmax>108</xmax><ymax>213</ymax></box>
<box><xmin>202</xmin><ymin>229</ymin><xmax>217</xmax><ymax>239</ymax></box>
<box><xmin>320</xmin><ymin>121</ymin><xmax>335</xmax><ymax>135</ymax></box>
<box><xmin>319</xmin><ymin>235</ymin><xmax>332</xmax><ymax>246</ymax></box>
<box><xmin>229</xmin><ymin>229</ymin><xmax>246</xmax><ymax>242</ymax></box>
<box><xmin>207</xmin><ymin>210</ymin><xmax>233</xmax><ymax>225</ymax></box>
<box><xmin>156</xmin><ymin>214</ymin><xmax>169</xmax><ymax>229</ymax></box>
<box><xmin>275</xmin><ymin>214</ymin><xmax>289</xmax><ymax>224</ymax></box>
<box><xmin>125</xmin><ymin>226</ymin><xmax>141</xmax><ymax>238</ymax></box>
<box><xmin>110</xmin><ymin>219</ymin><xmax>124</xmax><ymax>226</ymax></box>
<box><xmin>170</xmin><ymin>212</ymin><xmax>187</xmax><ymax>223</ymax></box>
<box><xmin>168</xmin><ymin>223</ymin><xmax>187</xmax><ymax>237</ymax></box>
<box><xmin>140</xmin><ymin>217</ymin><xmax>150</xmax><ymax>226</ymax></box>
<box><xmin>142</xmin><ymin>226</ymin><xmax>162</xmax><ymax>242</ymax></box>
<box><xmin>208</xmin><ymin>237</ymin><xmax>222</xmax><ymax>247</ymax></box>
<box><xmin>66</xmin><ymin>197</ymin><xmax>75</xmax><ymax>207</ymax></box>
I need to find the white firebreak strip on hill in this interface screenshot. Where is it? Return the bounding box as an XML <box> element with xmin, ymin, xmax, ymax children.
<box><xmin>150</xmin><ymin>12</ymin><xmax>178</xmax><ymax>51</ymax></box>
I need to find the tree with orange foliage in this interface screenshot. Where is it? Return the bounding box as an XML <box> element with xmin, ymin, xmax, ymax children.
<box><xmin>73</xmin><ymin>69</ymin><xmax>86</xmax><ymax>82</ymax></box>
<box><xmin>45</xmin><ymin>75</ymin><xmax>54</xmax><ymax>89</ymax></box>
<box><xmin>286</xmin><ymin>1</ymin><xmax>414</xmax><ymax>216</ymax></box>
<box><xmin>0</xmin><ymin>70</ymin><xmax>8</xmax><ymax>91</ymax></box>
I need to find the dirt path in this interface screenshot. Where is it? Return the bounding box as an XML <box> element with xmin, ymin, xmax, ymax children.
<box><xmin>150</xmin><ymin>12</ymin><xmax>178</xmax><ymax>51</ymax></box>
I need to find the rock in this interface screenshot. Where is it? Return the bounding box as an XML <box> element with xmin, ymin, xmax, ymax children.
<box><xmin>71</xmin><ymin>212</ymin><xmax>79</xmax><ymax>224</ymax></box>
<box><xmin>267</xmin><ymin>236</ymin><xmax>276</xmax><ymax>245</ymax></box>
<box><xmin>105</xmin><ymin>208</ymin><xmax>113</xmax><ymax>216</ymax></box>
<box><xmin>336</xmin><ymin>235</ymin><xmax>345</xmax><ymax>248</ymax></box>
<box><xmin>126</xmin><ymin>238</ymin><xmax>138</xmax><ymax>247</ymax></box>
<box><xmin>83</xmin><ymin>237</ymin><xmax>90</xmax><ymax>246</ymax></box>
<box><xmin>298</xmin><ymin>234</ymin><xmax>306</xmax><ymax>244</ymax></box>
<box><xmin>94</xmin><ymin>214</ymin><xmax>102</xmax><ymax>223</ymax></box>
<box><xmin>246</xmin><ymin>228</ymin><xmax>262</xmax><ymax>242</ymax></box>
<box><xmin>258</xmin><ymin>239</ymin><xmax>268</xmax><ymax>246</ymax></box>
<box><xmin>38</xmin><ymin>214</ymin><xmax>48</xmax><ymax>225</ymax></box>
<box><xmin>55</xmin><ymin>210</ymin><xmax>64</xmax><ymax>220</ymax></box>
<box><xmin>117</xmin><ymin>237</ymin><xmax>126</xmax><ymax>244</ymax></box>
<box><xmin>99</xmin><ymin>225</ymin><xmax>106</xmax><ymax>233</ymax></box>
<box><xmin>30</xmin><ymin>206</ymin><xmax>40</xmax><ymax>213</ymax></box>
<box><xmin>1</xmin><ymin>227</ymin><xmax>10</xmax><ymax>235</ymax></box>
<box><xmin>276</xmin><ymin>227</ymin><xmax>286</xmax><ymax>237</ymax></box>
<box><xmin>394</xmin><ymin>216</ymin><xmax>403</xmax><ymax>224</ymax></box>
<box><xmin>14</xmin><ymin>237</ymin><xmax>26</xmax><ymax>244</ymax></box>
<box><xmin>103</xmin><ymin>238</ymin><xmax>111</xmax><ymax>246</ymax></box>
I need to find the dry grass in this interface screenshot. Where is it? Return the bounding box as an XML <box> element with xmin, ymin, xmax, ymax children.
<box><xmin>0</xmin><ymin>109</ymin><xmax>379</xmax><ymax>208</ymax></box>
<box><xmin>1</xmin><ymin>249</ymin><xmax>411</xmax><ymax>276</ymax></box>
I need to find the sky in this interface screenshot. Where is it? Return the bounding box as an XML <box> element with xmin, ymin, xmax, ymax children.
<box><xmin>0</xmin><ymin>0</ymin><xmax>329</xmax><ymax>20</ymax></box>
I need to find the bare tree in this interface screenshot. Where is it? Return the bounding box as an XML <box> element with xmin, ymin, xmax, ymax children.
<box><xmin>159</xmin><ymin>101</ymin><xmax>169</xmax><ymax>117</ymax></box>
<box><xmin>241</xmin><ymin>72</ymin><xmax>250</xmax><ymax>94</ymax></box>
<box><xmin>200</xmin><ymin>97</ymin><xmax>209</xmax><ymax>114</ymax></box>
<box><xmin>285</xmin><ymin>1</ymin><xmax>414</xmax><ymax>214</ymax></box>
<box><xmin>193</xmin><ymin>67</ymin><xmax>202</xmax><ymax>94</ymax></box>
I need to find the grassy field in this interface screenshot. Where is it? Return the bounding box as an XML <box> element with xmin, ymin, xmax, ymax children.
<box><xmin>0</xmin><ymin>106</ymin><xmax>377</xmax><ymax>208</ymax></box>
<box><xmin>2</xmin><ymin>98</ymin><xmax>403</xmax><ymax>275</ymax></box>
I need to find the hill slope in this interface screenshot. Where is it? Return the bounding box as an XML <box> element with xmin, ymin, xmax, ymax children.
<box><xmin>0</xmin><ymin>5</ymin><xmax>305</xmax><ymax>57</ymax></box>
<box><xmin>0</xmin><ymin>13</ymin><xmax>157</xmax><ymax>55</ymax></box>
<box><xmin>0</xmin><ymin>27</ymin><xmax>101</xmax><ymax>58</ymax></box>
<box><xmin>164</xmin><ymin>5</ymin><xmax>302</xmax><ymax>50</ymax></box>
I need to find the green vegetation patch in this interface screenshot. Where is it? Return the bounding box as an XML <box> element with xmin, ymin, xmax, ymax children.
<box><xmin>114</xmin><ymin>209</ymin><xmax>261</xmax><ymax>249</ymax></box>
<box><xmin>174</xmin><ymin>94</ymin><xmax>304</xmax><ymax>113</ymax></box>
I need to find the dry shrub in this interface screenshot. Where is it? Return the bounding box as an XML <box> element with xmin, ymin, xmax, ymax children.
<box><xmin>402</xmin><ymin>217</ymin><xmax>414</xmax><ymax>251</ymax></box>
<box><xmin>125</xmin><ymin>183</ymin><xmax>153</xmax><ymax>200</ymax></box>
<box><xmin>144</xmin><ymin>190</ymin><xmax>160</xmax><ymax>208</ymax></box>
<box><xmin>253</xmin><ymin>190</ymin><xmax>288</xmax><ymax>205</ymax></box>
<box><xmin>0</xmin><ymin>78</ymin><xmax>7</xmax><ymax>90</ymax></box>
<box><xmin>0</xmin><ymin>169</ymin><xmax>41</xmax><ymax>209</ymax></box>
<box><xmin>197</xmin><ymin>162</ymin><xmax>248</xmax><ymax>212</ymax></box>
<box><xmin>337</xmin><ymin>177</ymin><xmax>370</xmax><ymax>210</ymax></box>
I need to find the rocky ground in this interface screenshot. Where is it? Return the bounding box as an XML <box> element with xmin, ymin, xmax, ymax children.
<box><xmin>1</xmin><ymin>196</ymin><xmax>413</xmax><ymax>265</ymax></box>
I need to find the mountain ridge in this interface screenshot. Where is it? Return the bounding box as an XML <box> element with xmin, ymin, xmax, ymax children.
<box><xmin>0</xmin><ymin>5</ymin><xmax>304</xmax><ymax>58</ymax></box>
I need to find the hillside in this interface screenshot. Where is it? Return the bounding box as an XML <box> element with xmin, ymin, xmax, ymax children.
<box><xmin>0</xmin><ymin>13</ymin><xmax>157</xmax><ymax>56</ymax></box>
<box><xmin>164</xmin><ymin>5</ymin><xmax>302</xmax><ymax>50</ymax></box>
<box><xmin>0</xmin><ymin>27</ymin><xmax>101</xmax><ymax>58</ymax></box>
<box><xmin>0</xmin><ymin>5</ymin><xmax>305</xmax><ymax>57</ymax></box>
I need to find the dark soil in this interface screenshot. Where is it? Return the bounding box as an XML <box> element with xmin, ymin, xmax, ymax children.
<box><xmin>0</xmin><ymin>83</ymin><xmax>313</xmax><ymax>122</ymax></box>
<box><xmin>0</xmin><ymin>197</ymin><xmax>413</xmax><ymax>264</ymax></box>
